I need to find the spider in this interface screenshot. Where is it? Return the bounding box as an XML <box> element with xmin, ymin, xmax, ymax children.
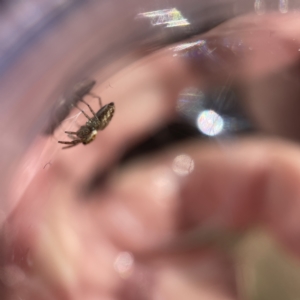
<box><xmin>58</xmin><ymin>95</ymin><xmax>115</xmax><ymax>149</ymax></box>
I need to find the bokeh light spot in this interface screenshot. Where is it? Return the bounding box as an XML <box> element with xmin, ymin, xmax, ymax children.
<box><xmin>197</xmin><ymin>110</ymin><xmax>224</xmax><ymax>136</ymax></box>
<box><xmin>172</xmin><ymin>154</ymin><xmax>194</xmax><ymax>176</ymax></box>
<box><xmin>114</xmin><ymin>252</ymin><xmax>134</xmax><ymax>279</ymax></box>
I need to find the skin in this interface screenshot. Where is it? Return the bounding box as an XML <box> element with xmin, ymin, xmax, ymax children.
<box><xmin>3</xmin><ymin>11</ymin><xmax>300</xmax><ymax>300</ymax></box>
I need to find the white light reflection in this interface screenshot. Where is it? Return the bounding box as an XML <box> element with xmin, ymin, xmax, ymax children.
<box><xmin>197</xmin><ymin>110</ymin><xmax>224</xmax><ymax>136</ymax></box>
<box><xmin>254</xmin><ymin>0</ymin><xmax>265</xmax><ymax>15</ymax></box>
<box><xmin>172</xmin><ymin>154</ymin><xmax>194</xmax><ymax>176</ymax></box>
<box><xmin>279</xmin><ymin>0</ymin><xmax>288</xmax><ymax>13</ymax></box>
<box><xmin>114</xmin><ymin>252</ymin><xmax>134</xmax><ymax>279</ymax></box>
<box><xmin>138</xmin><ymin>8</ymin><xmax>190</xmax><ymax>28</ymax></box>
<box><xmin>172</xmin><ymin>40</ymin><xmax>206</xmax><ymax>53</ymax></box>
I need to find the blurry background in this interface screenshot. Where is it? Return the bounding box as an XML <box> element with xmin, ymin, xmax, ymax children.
<box><xmin>2</xmin><ymin>0</ymin><xmax>300</xmax><ymax>299</ymax></box>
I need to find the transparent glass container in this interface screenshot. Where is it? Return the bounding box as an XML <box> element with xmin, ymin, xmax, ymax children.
<box><xmin>2</xmin><ymin>0</ymin><xmax>300</xmax><ymax>299</ymax></box>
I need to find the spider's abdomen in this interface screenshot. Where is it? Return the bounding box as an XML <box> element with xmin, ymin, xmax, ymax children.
<box><xmin>96</xmin><ymin>102</ymin><xmax>115</xmax><ymax>130</ymax></box>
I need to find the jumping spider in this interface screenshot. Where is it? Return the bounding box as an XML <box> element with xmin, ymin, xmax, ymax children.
<box><xmin>58</xmin><ymin>94</ymin><xmax>115</xmax><ymax>149</ymax></box>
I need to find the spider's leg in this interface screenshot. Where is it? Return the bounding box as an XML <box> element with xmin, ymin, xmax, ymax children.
<box><xmin>58</xmin><ymin>140</ymin><xmax>81</xmax><ymax>147</ymax></box>
<box><xmin>58</xmin><ymin>140</ymin><xmax>81</xmax><ymax>149</ymax></box>
<box><xmin>58</xmin><ymin>140</ymin><xmax>81</xmax><ymax>144</ymax></box>
<box><xmin>88</xmin><ymin>92</ymin><xmax>103</xmax><ymax>108</ymax></box>
<box><xmin>67</xmin><ymin>134</ymin><xmax>78</xmax><ymax>140</ymax></box>
<box><xmin>72</xmin><ymin>104</ymin><xmax>91</xmax><ymax>120</ymax></box>
<box><xmin>79</xmin><ymin>99</ymin><xmax>97</xmax><ymax>117</ymax></box>
<box><xmin>63</xmin><ymin>131</ymin><xmax>78</xmax><ymax>140</ymax></box>
<box><xmin>62</xmin><ymin>144</ymin><xmax>79</xmax><ymax>149</ymax></box>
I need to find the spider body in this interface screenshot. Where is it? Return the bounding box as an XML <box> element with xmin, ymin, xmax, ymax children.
<box><xmin>86</xmin><ymin>103</ymin><xmax>115</xmax><ymax>130</ymax></box>
<box><xmin>58</xmin><ymin>99</ymin><xmax>115</xmax><ymax>149</ymax></box>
